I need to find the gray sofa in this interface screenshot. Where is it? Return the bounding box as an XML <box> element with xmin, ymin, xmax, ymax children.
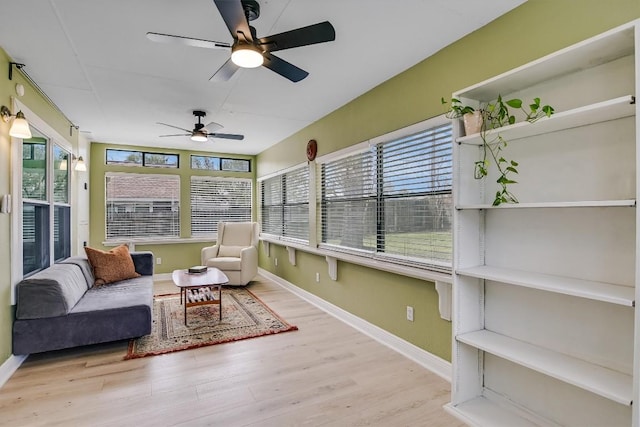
<box><xmin>12</xmin><ymin>252</ymin><xmax>154</xmax><ymax>355</ymax></box>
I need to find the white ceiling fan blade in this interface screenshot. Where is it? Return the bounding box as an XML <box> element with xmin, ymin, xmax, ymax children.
<box><xmin>146</xmin><ymin>32</ymin><xmax>230</xmax><ymax>50</ymax></box>
<box><xmin>210</xmin><ymin>58</ymin><xmax>240</xmax><ymax>82</ymax></box>
<box><xmin>204</xmin><ymin>121</ymin><xmax>223</xmax><ymax>132</ymax></box>
<box><xmin>157</xmin><ymin>122</ymin><xmax>191</xmax><ymax>132</ymax></box>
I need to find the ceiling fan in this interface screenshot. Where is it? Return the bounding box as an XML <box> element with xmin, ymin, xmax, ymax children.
<box><xmin>147</xmin><ymin>0</ymin><xmax>335</xmax><ymax>82</ymax></box>
<box><xmin>158</xmin><ymin>111</ymin><xmax>244</xmax><ymax>142</ymax></box>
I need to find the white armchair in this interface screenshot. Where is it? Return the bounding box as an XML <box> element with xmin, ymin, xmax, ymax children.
<box><xmin>201</xmin><ymin>221</ymin><xmax>260</xmax><ymax>286</ymax></box>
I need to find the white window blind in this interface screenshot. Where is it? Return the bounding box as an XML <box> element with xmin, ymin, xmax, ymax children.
<box><xmin>260</xmin><ymin>175</ymin><xmax>283</xmax><ymax>236</ymax></box>
<box><xmin>284</xmin><ymin>167</ymin><xmax>309</xmax><ymax>241</ymax></box>
<box><xmin>320</xmin><ymin>123</ymin><xmax>453</xmax><ymax>270</ymax></box>
<box><xmin>260</xmin><ymin>166</ymin><xmax>309</xmax><ymax>242</ymax></box>
<box><xmin>190</xmin><ymin>177</ymin><xmax>252</xmax><ymax>236</ymax></box>
<box><xmin>106</xmin><ymin>173</ymin><xmax>180</xmax><ymax>239</ymax></box>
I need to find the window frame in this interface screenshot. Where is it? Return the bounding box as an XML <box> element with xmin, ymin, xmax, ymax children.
<box><xmin>104</xmin><ymin>172</ymin><xmax>181</xmax><ymax>241</ymax></box>
<box><xmin>190</xmin><ymin>154</ymin><xmax>251</xmax><ymax>172</ymax></box>
<box><xmin>106</xmin><ymin>148</ymin><xmax>179</xmax><ymax>168</ymax></box>
<box><xmin>317</xmin><ymin>116</ymin><xmax>453</xmax><ymax>272</ymax></box>
<box><xmin>258</xmin><ymin>163</ymin><xmax>310</xmax><ymax>244</ymax></box>
<box><xmin>190</xmin><ymin>176</ymin><xmax>253</xmax><ymax>237</ymax></box>
<box><xmin>11</xmin><ymin>100</ymin><xmax>74</xmax><ymax>303</ymax></box>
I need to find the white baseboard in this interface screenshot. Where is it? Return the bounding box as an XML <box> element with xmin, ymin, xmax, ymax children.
<box><xmin>258</xmin><ymin>268</ymin><xmax>452</xmax><ymax>382</ymax></box>
<box><xmin>153</xmin><ymin>273</ymin><xmax>172</xmax><ymax>281</ymax></box>
<box><xmin>0</xmin><ymin>354</ymin><xmax>27</xmax><ymax>389</ymax></box>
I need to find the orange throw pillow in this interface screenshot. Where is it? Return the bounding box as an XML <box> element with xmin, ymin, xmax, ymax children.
<box><xmin>84</xmin><ymin>244</ymin><xmax>141</xmax><ymax>286</ymax></box>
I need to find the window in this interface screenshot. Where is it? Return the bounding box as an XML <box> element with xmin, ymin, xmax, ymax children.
<box><xmin>190</xmin><ymin>177</ymin><xmax>252</xmax><ymax>236</ymax></box>
<box><xmin>106</xmin><ymin>149</ymin><xmax>142</xmax><ymax>166</ymax></box>
<box><xmin>260</xmin><ymin>175</ymin><xmax>283</xmax><ymax>236</ymax></box>
<box><xmin>143</xmin><ymin>152</ymin><xmax>179</xmax><ymax>168</ymax></box>
<box><xmin>320</xmin><ymin>122</ymin><xmax>452</xmax><ymax>270</ymax></box>
<box><xmin>191</xmin><ymin>155</ymin><xmax>250</xmax><ymax>172</ymax></box>
<box><xmin>105</xmin><ymin>173</ymin><xmax>180</xmax><ymax>239</ymax></box>
<box><xmin>106</xmin><ymin>149</ymin><xmax>179</xmax><ymax>168</ymax></box>
<box><xmin>53</xmin><ymin>145</ymin><xmax>71</xmax><ymax>261</ymax></box>
<box><xmin>191</xmin><ymin>155</ymin><xmax>221</xmax><ymax>171</ymax></box>
<box><xmin>259</xmin><ymin>165</ymin><xmax>309</xmax><ymax>242</ymax></box>
<box><xmin>221</xmin><ymin>158</ymin><xmax>250</xmax><ymax>172</ymax></box>
<box><xmin>22</xmin><ymin>132</ymin><xmax>71</xmax><ymax>275</ymax></box>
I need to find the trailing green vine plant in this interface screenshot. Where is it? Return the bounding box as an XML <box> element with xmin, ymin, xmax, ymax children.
<box><xmin>442</xmin><ymin>95</ymin><xmax>555</xmax><ymax>205</ymax></box>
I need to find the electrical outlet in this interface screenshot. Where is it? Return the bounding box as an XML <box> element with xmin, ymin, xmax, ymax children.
<box><xmin>406</xmin><ymin>306</ymin><xmax>414</xmax><ymax>322</ymax></box>
<box><xmin>275</xmin><ymin>258</ymin><xmax>278</xmax><ymax>266</ymax></box>
<box><xmin>156</xmin><ymin>257</ymin><xmax>162</xmax><ymax>265</ymax></box>
<box><xmin>316</xmin><ymin>272</ymin><xmax>320</xmax><ymax>282</ymax></box>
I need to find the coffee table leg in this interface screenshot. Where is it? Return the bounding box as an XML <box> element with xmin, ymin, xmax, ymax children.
<box><xmin>218</xmin><ymin>286</ymin><xmax>222</xmax><ymax>321</ymax></box>
<box><xmin>184</xmin><ymin>288</ymin><xmax>188</xmax><ymax>326</ymax></box>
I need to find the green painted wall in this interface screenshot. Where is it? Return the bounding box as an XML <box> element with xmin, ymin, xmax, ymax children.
<box><xmin>256</xmin><ymin>1</ymin><xmax>640</xmax><ymax>362</ymax></box>
<box><xmin>1</xmin><ymin>0</ymin><xmax>638</xmax><ymax>370</ymax></box>
<box><xmin>0</xmin><ymin>48</ymin><xmax>78</xmax><ymax>365</ymax></box>
<box><xmin>88</xmin><ymin>142</ymin><xmax>255</xmax><ymax>274</ymax></box>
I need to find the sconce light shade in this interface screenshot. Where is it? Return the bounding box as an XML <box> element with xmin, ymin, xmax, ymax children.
<box><xmin>10</xmin><ymin>111</ymin><xmax>32</xmax><ymax>139</ymax></box>
<box><xmin>1</xmin><ymin>106</ymin><xmax>32</xmax><ymax>139</ymax></box>
<box><xmin>231</xmin><ymin>44</ymin><xmax>264</xmax><ymax>68</ymax></box>
<box><xmin>75</xmin><ymin>156</ymin><xmax>87</xmax><ymax>172</ymax></box>
<box><xmin>59</xmin><ymin>159</ymin><xmax>68</xmax><ymax>171</ymax></box>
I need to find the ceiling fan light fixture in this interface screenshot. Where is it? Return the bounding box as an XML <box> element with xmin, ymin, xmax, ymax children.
<box><xmin>191</xmin><ymin>129</ymin><xmax>208</xmax><ymax>142</ymax></box>
<box><xmin>231</xmin><ymin>44</ymin><xmax>263</xmax><ymax>68</ymax></box>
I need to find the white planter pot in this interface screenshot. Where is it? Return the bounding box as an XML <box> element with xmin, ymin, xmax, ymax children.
<box><xmin>463</xmin><ymin>111</ymin><xmax>483</xmax><ymax>136</ymax></box>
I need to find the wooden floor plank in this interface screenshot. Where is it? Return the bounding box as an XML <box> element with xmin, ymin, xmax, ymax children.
<box><xmin>0</xmin><ymin>275</ymin><xmax>461</xmax><ymax>426</ymax></box>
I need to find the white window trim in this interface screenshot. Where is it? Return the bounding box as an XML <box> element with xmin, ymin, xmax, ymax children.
<box><xmin>10</xmin><ymin>98</ymin><xmax>74</xmax><ymax>304</ymax></box>
<box><xmin>256</xmin><ymin>161</ymin><xmax>308</xmax><ymax>182</ymax></box>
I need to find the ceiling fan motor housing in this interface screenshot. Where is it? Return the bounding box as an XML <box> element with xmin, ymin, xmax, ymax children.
<box><xmin>242</xmin><ymin>0</ymin><xmax>260</xmax><ymax>21</ymax></box>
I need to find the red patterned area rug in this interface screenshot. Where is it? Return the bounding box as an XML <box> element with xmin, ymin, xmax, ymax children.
<box><xmin>125</xmin><ymin>287</ymin><xmax>297</xmax><ymax>359</ymax></box>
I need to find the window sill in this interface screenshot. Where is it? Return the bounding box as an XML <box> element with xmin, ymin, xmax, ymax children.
<box><xmin>103</xmin><ymin>237</ymin><xmax>216</xmax><ymax>249</ymax></box>
<box><xmin>260</xmin><ymin>235</ymin><xmax>453</xmax><ymax>321</ymax></box>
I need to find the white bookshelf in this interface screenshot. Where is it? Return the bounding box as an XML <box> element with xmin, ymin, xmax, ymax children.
<box><xmin>458</xmin><ymin>329</ymin><xmax>633</xmax><ymax>405</ymax></box>
<box><xmin>457</xmin><ymin>199</ymin><xmax>636</xmax><ymax>210</ymax></box>
<box><xmin>447</xmin><ymin>20</ymin><xmax>640</xmax><ymax>426</ymax></box>
<box><xmin>457</xmin><ymin>95</ymin><xmax>635</xmax><ymax>146</ymax></box>
<box><xmin>457</xmin><ymin>266</ymin><xmax>635</xmax><ymax>306</ymax></box>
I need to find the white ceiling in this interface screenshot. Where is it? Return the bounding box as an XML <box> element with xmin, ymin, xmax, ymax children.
<box><xmin>0</xmin><ymin>0</ymin><xmax>524</xmax><ymax>155</ymax></box>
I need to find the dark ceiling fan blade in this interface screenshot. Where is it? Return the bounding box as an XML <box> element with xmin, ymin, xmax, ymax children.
<box><xmin>146</xmin><ymin>32</ymin><xmax>230</xmax><ymax>49</ymax></box>
<box><xmin>210</xmin><ymin>58</ymin><xmax>240</xmax><ymax>82</ymax></box>
<box><xmin>262</xmin><ymin>53</ymin><xmax>308</xmax><ymax>82</ymax></box>
<box><xmin>213</xmin><ymin>0</ymin><xmax>253</xmax><ymax>41</ymax></box>
<box><xmin>258</xmin><ymin>21</ymin><xmax>335</xmax><ymax>52</ymax></box>
<box><xmin>159</xmin><ymin>134</ymin><xmax>191</xmax><ymax>137</ymax></box>
<box><xmin>209</xmin><ymin>132</ymin><xmax>244</xmax><ymax>140</ymax></box>
<box><xmin>157</xmin><ymin>122</ymin><xmax>192</xmax><ymax>132</ymax></box>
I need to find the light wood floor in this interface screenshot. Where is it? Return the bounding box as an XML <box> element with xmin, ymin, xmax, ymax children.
<box><xmin>0</xmin><ymin>275</ymin><xmax>463</xmax><ymax>426</ymax></box>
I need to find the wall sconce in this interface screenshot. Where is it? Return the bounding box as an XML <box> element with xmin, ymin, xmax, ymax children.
<box><xmin>1</xmin><ymin>105</ymin><xmax>32</xmax><ymax>139</ymax></box>
<box><xmin>74</xmin><ymin>155</ymin><xmax>87</xmax><ymax>172</ymax></box>
<box><xmin>65</xmin><ymin>154</ymin><xmax>86</xmax><ymax>172</ymax></box>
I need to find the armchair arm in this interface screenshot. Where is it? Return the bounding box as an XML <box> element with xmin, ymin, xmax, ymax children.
<box><xmin>239</xmin><ymin>246</ymin><xmax>258</xmax><ymax>276</ymax></box>
<box><xmin>201</xmin><ymin>244</ymin><xmax>220</xmax><ymax>265</ymax></box>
